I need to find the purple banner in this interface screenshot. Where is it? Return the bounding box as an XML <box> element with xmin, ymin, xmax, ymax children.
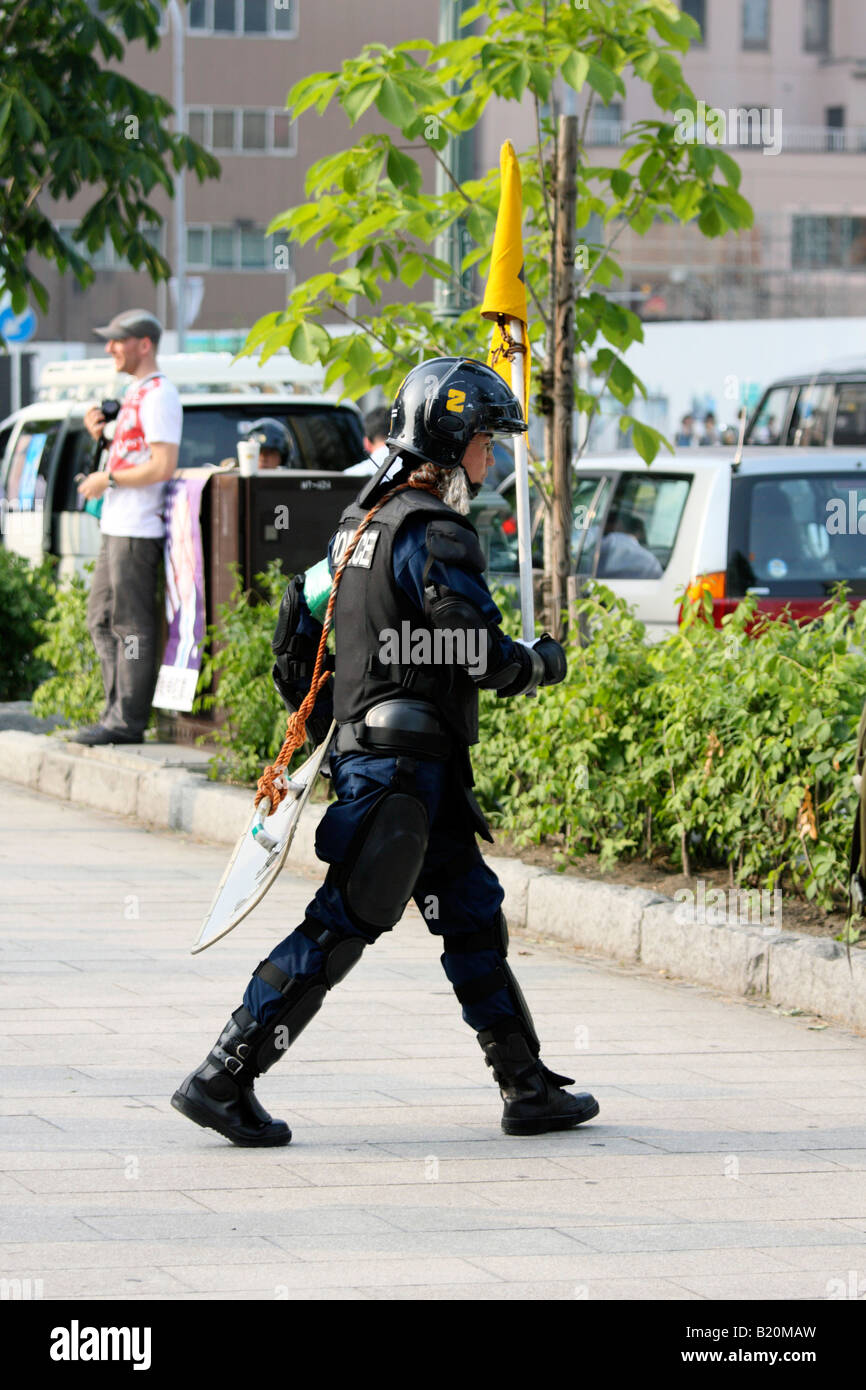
<box><xmin>152</xmin><ymin>471</ymin><xmax>210</xmax><ymax>712</ymax></box>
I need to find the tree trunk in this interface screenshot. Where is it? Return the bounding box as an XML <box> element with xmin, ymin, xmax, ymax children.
<box><xmin>549</xmin><ymin>113</ymin><xmax>577</xmax><ymax>640</ymax></box>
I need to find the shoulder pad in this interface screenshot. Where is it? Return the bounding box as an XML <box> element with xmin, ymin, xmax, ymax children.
<box><xmin>425</xmin><ymin>518</ymin><xmax>485</xmax><ymax>573</ymax></box>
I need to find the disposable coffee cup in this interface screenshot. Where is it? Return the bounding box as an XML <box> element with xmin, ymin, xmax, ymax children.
<box><xmin>237</xmin><ymin>440</ymin><xmax>260</xmax><ymax>477</ymax></box>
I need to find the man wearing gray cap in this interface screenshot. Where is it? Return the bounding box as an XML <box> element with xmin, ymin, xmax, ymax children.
<box><xmin>74</xmin><ymin>310</ymin><xmax>182</xmax><ymax>745</ymax></box>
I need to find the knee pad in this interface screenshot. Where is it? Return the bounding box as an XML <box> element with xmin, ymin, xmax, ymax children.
<box><xmin>331</xmin><ymin>790</ymin><xmax>428</xmax><ymax>933</ymax></box>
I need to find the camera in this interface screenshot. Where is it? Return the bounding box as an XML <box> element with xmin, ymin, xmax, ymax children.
<box><xmin>100</xmin><ymin>399</ymin><xmax>121</xmax><ymax>422</ymax></box>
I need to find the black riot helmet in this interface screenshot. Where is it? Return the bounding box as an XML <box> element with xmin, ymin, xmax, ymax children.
<box><xmin>241</xmin><ymin>416</ymin><xmax>295</xmax><ymax>466</ymax></box>
<box><xmin>387</xmin><ymin>357</ymin><xmax>527</xmax><ymax>469</ymax></box>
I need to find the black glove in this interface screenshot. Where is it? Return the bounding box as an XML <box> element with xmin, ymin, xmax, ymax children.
<box><xmin>518</xmin><ymin>632</ymin><xmax>567</xmax><ymax>689</ymax></box>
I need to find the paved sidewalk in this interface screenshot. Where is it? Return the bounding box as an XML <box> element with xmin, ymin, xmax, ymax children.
<box><xmin>1</xmin><ymin>782</ymin><xmax>865</xmax><ymax>1302</ymax></box>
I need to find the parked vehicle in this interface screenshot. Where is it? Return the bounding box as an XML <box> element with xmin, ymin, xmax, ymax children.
<box><xmin>489</xmin><ymin>446</ymin><xmax>866</xmax><ymax>639</ymax></box>
<box><xmin>745</xmin><ymin>359</ymin><xmax>866</xmax><ymax>449</ymax></box>
<box><xmin>0</xmin><ymin>354</ymin><xmax>365</xmax><ymax>577</ymax></box>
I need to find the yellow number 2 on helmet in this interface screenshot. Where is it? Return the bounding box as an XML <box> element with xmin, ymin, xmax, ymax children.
<box><xmin>445</xmin><ymin>388</ymin><xmax>466</xmax><ymax>413</ymax></box>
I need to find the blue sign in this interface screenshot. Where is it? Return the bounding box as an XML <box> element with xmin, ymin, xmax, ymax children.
<box><xmin>0</xmin><ymin>305</ymin><xmax>37</xmax><ymax>343</ymax></box>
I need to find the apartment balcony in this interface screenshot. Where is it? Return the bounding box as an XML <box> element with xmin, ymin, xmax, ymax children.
<box><xmin>585</xmin><ymin>121</ymin><xmax>866</xmax><ymax>154</ymax></box>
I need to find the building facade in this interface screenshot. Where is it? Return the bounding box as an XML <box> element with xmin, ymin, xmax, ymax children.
<box><xmin>35</xmin><ymin>0</ymin><xmax>439</xmax><ymax>348</ymax></box>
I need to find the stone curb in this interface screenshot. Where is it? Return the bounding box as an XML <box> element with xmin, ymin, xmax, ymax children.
<box><xmin>2</xmin><ymin>730</ymin><xmax>864</xmax><ymax>1034</ymax></box>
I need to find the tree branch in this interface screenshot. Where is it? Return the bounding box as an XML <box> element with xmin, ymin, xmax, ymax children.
<box><xmin>325</xmin><ymin>300</ymin><xmax>418</xmax><ymax>364</ymax></box>
<box><xmin>2</xmin><ymin>0</ymin><xmax>29</xmax><ymax>48</ymax></box>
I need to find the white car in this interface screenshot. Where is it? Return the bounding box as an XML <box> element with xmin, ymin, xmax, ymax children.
<box><xmin>489</xmin><ymin>445</ymin><xmax>866</xmax><ymax>640</ymax></box>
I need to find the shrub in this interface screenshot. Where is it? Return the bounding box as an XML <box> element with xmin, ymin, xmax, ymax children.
<box><xmin>0</xmin><ymin>550</ymin><xmax>55</xmax><ymax>700</ymax></box>
<box><xmin>475</xmin><ymin>582</ymin><xmax>866</xmax><ymax>913</ymax></box>
<box><xmin>30</xmin><ymin>565</ymin><xmax>104</xmax><ymax>726</ymax></box>
<box><xmin>196</xmin><ymin>562</ymin><xmax>297</xmax><ymax>784</ymax></box>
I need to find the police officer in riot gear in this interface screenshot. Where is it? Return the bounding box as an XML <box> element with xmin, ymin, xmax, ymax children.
<box><xmin>243</xmin><ymin>416</ymin><xmax>295</xmax><ymax>470</ymax></box>
<box><xmin>172</xmin><ymin>357</ymin><xmax>599</xmax><ymax>1145</ymax></box>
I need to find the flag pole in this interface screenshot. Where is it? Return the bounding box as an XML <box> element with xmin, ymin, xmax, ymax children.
<box><xmin>505</xmin><ymin>317</ymin><xmax>535</xmax><ymax>641</ymax></box>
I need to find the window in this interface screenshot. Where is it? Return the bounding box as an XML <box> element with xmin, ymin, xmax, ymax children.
<box><xmin>274</xmin><ymin>0</ymin><xmax>297</xmax><ymax>33</ymax></box>
<box><xmin>746</xmin><ymin>385</ymin><xmax>791</xmax><ymax>444</ymax></box>
<box><xmin>804</xmin><ymin>0</ymin><xmax>831</xmax><ymax>53</ymax></box>
<box><xmin>242</xmin><ymin>111</ymin><xmax>267</xmax><ymax>150</ymax></box>
<box><xmin>3</xmin><ymin>422</ymin><xmax>61</xmax><ymax>509</ymax></box>
<box><xmin>212</xmin><ymin>110</ymin><xmax>235</xmax><ymax>150</ymax></box>
<box><xmin>213</xmin><ymin>0</ymin><xmax>236</xmax><ymax>32</ymax></box>
<box><xmin>273</xmin><ymin>113</ymin><xmax>291</xmax><ymax>151</ymax></box>
<box><xmin>681</xmin><ymin>0</ymin><xmax>706</xmax><ymax>43</ymax></box>
<box><xmin>596</xmin><ymin>474</ymin><xmax>691</xmax><ymax>577</ymax></box>
<box><xmin>55</xmin><ymin>223</ymin><xmax>163</xmax><ymax>273</ymax></box>
<box><xmin>834</xmin><ymin>384</ymin><xmax>866</xmax><ymax>446</ymax></box>
<box><xmin>180</xmin><ymin>107</ymin><xmax>294</xmax><ymax>155</ymax></box>
<box><xmin>184</xmin><ymin>225</ymin><xmax>290</xmax><ymax>271</ymax></box>
<box><xmin>792</xmin><ymin>215</ymin><xmax>866</xmax><ymax>269</ymax></box>
<box><xmin>186</xmin><ymin>0</ymin><xmax>296</xmax><ymax>35</ymax></box>
<box><xmin>186</xmin><ymin>228</ymin><xmax>208</xmax><ymax>268</ymax></box>
<box><xmin>187</xmin><ymin>109</ymin><xmax>208</xmax><ymax>145</ymax></box>
<box><xmin>788</xmin><ymin>382</ymin><xmax>835</xmax><ymax>446</ymax></box>
<box><xmin>729</xmin><ymin>472</ymin><xmax>866</xmax><ymax>595</ymax></box>
<box><xmin>742</xmin><ymin>0</ymin><xmax>769</xmax><ymax>50</ymax></box>
<box><xmin>588</xmin><ymin>102</ymin><xmax>623</xmax><ymax>146</ymax></box>
<box><xmin>243</xmin><ymin>0</ymin><xmax>267</xmax><ymax>32</ymax></box>
<box><xmin>211</xmin><ymin>228</ymin><xmax>236</xmax><ymax>268</ymax></box>
<box><xmin>240</xmin><ymin>227</ymin><xmax>267</xmax><ymax>269</ymax></box>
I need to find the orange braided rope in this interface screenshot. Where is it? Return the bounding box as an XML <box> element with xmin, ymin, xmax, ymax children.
<box><xmin>254</xmin><ymin>477</ymin><xmax>441</xmax><ymax>811</ymax></box>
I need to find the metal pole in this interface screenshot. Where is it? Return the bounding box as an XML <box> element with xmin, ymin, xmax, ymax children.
<box><xmin>169</xmin><ymin>0</ymin><xmax>186</xmax><ymax>352</ymax></box>
<box><xmin>10</xmin><ymin>345</ymin><xmax>21</xmax><ymax>414</ymax></box>
<box><xmin>506</xmin><ymin>319</ymin><xmax>535</xmax><ymax>640</ymax></box>
<box><xmin>434</xmin><ymin>0</ymin><xmax>473</xmax><ymax>321</ymax></box>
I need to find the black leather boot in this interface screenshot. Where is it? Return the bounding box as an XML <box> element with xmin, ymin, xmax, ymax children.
<box><xmin>478</xmin><ymin>1020</ymin><xmax>599</xmax><ymax>1136</ymax></box>
<box><xmin>171</xmin><ymin>1009</ymin><xmax>291</xmax><ymax>1147</ymax></box>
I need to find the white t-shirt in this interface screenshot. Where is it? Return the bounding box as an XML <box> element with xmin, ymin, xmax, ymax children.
<box><xmin>343</xmin><ymin>442</ymin><xmax>392</xmax><ymax>477</ymax></box>
<box><xmin>100</xmin><ymin>372</ymin><xmax>183</xmax><ymax>539</ymax></box>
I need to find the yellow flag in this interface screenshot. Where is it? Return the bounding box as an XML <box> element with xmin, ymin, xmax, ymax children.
<box><xmin>480</xmin><ymin>140</ymin><xmax>530</xmax><ymax>421</ymax></box>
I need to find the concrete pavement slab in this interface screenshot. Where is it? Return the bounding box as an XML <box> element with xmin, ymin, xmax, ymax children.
<box><xmin>4</xmin><ymin>778</ymin><xmax>866</xmax><ymax>1300</ymax></box>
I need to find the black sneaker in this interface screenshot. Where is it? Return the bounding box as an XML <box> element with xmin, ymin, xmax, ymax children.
<box><xmin>72</xmin><ymin>725</ymin><xmax>143</xmax><ymax>746</ymax></box>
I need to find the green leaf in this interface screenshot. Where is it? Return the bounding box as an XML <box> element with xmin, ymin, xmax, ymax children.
<box><xmin>386</xmin><ymin>145</ymin><xmax>423</xmax><ymax>194</ymax></box>
<box><xmin>561</xmin><ymin>50</ymin><xmax>590</xmax><ymax>92</ymax></box>
<box><xmin>375</xmin><ymin>75</ymin><xmax>417</xmax><ymax>130</ymax></box>
<box><xmin>288</xmin><ymin>321</ymin><xmax>330</xmax><ymax>364</ymax></box>
<box><xmin>399</xmin><ymin>252</ymin><xmax>425</xmax><ymax>287</ymax></box>
<box><xmin>610</xmin><ymin>169</ymin><xmax>632</xmax><ymax>200</ymax></box>
<box><xmin>342</xmin><ymin>78</ymin><xmax>382</xmax><ymax>126</ymax></box>
<box><xmin>586</xmin><ymin>56</ymin><xmax>622</xmax><ymax>106</ymax></box>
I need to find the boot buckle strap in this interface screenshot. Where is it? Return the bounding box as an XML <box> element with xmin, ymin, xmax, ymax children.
<box><xmin>212</xmin><ymin>1042</ymin><xmax>247</xmax><ymax>1075</ymax></box>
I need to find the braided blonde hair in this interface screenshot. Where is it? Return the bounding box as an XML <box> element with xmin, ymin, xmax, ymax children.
<box><xmin>407</xmin><ymin>460</ymin><xmax>471</xmax><ymax>515</ymax></box>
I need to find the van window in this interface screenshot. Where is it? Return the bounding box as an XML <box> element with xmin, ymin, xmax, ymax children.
<box><xmin>1</xmin><ymin>421</ymin><xmax>60</xmax><ymax>509</ymax></box>
<box><xmin>596</xmin><ymin>473</ymin><xmax>690</xmax><ymax>577</ymax></box>
<box><xmin>834</xmin><ymin>384</ymin><xmax>866</xmax><ymax>446</ymax></box>
<box><xmin>177</xmin><ymin>404</ymin><xmax>364</xmax><ymax>472</ymax></box>
<box><xmin>728</xmin><ymin>472</ymin><xmax>866</xmax><ymax>596</ymax></box>
<box><xmin>747</xmin><ymin>386</ymin><xmax>790</xmax><ymax>444</ymax></box>
<box><xmin>54</xmin><ymin>424</ymin><xmax>99</xmax><ymax>514</ymax></box>
<box><xmin>788</xmin><ymin>382</ymin><xmax>835</xmax><ymax>446</ymax></box>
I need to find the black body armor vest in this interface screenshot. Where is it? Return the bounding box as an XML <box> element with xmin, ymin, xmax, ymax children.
<box><xmin>331</xmin><ymin>487</ymin><xmax>482</xmax><ymax>746</ymax></box>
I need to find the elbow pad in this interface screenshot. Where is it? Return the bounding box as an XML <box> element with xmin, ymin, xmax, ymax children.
<box><xmin>421</xmin><ymin>518</ymin><xmax>523</xmax><ymax>688</ymax></box>
<box><xmin>424</xmin><ymin>588</ymin><xmax>523</xmax><ymax>689</ymax></box>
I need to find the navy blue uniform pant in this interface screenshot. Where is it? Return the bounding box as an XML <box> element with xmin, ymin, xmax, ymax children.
<box><xmin>243</xmin><ymin>750</ymin><xmax>520</xmax><ymax>1034</ymax></box>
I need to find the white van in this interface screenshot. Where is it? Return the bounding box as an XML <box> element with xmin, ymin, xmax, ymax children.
<box><xmin>0</xmin><ymin>353</ymin><xmax>364</xmax><ymax>579</ymax></box>
<box><xmin>489</xmin><ymin>445</ymin><xmax>866</xmax><ymax>639</ymax></box>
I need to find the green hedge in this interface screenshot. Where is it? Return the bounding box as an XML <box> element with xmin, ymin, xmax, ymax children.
<box><xmin>475</xmin><ymin>583</ymin><xmax>865</xmax><ymax>913</ymax></box>
<box><xmin>0</xmin><ymin>549</ymin><xmax>54</xmax><ymax>701</ymax></box>
<box><xmin>30</xmin><ymin>566</ymin><xmax>104</xmax><ymax>727</ymax></box>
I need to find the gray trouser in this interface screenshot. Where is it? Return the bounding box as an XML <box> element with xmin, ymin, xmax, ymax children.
<box><xmin>86</xmin><ymin>535</ymin><xmax>163</xmax><ymax>736</ymax></box>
